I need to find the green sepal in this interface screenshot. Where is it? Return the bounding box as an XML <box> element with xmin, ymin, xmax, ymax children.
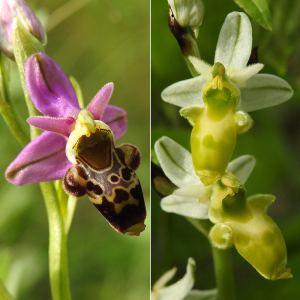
<box><xmin>69</xmin><ymin>76</ymin><xmax>84</xmax><ymax>108</ymax></box>
<box><xmin>13</xmin><ymin>17</ymin><xmax>45</xmax><ymax>64</ymax></box>
<box><xmin>13</xmin><ymin>17</ymin><xmax>45</xmax><ymax>138</ymax></box>
<box><xmin>0</xmin><ymin>52</ymin><xmax>10</xmax><ymax>103</ymax></box>
<box><xmin>180</xmin><ymin>105</ymin><xmax>204</xmax><ymax>126</ymax></box>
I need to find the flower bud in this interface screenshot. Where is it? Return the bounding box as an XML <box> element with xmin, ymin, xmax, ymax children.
<box><xmin>0</xmin><ymin>0</ymin><xmax>46</xmax><ymax>60</ymax></box>
<box><xmin>168</xmin><ymin>0</ymin><xmax>204</xmax><ymax>38</ymax></box>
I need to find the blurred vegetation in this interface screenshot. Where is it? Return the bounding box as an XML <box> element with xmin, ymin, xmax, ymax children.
<box><xmin>0</xmin><ymin>0</ymin><xmax>150</xmax><ymax>299</ymax></box>
<box><xmin>151</xmin><ymin>0</ymin><xmax>300</xmax><ymax>298</ymax></box>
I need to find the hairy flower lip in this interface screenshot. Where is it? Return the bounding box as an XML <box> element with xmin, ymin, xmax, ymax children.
<box><xmin>5</xmin><ymin>53</ymin><xmax>128</xmax><ymax>186</ymax></box>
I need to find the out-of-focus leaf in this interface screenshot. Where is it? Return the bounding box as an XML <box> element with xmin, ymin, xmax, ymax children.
<box><xmin>233</xmin><ymin>0</ymin><xmax>272</xmax><ymax>31</ymax></box>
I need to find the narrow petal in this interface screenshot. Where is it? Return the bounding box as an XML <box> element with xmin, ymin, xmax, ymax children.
<box><xmin>215</xmin><ymin>12</ymin><xmax>252</xmax><ymax>70</ymax></box>
<box><xmin>5</xmin><ymin>132</ymin><xmax>71</xmax><ymax>186</ymax></box>
<box><xmin>188</xmin><ymin>56</ymin><xmax>212</xmax><ymax>80</ymax></box>
<box><xmin>25</xmin><ymin>53</ymin><xmax>81</xmax><ymax>118</ymax></box>
<box><xmin>238</xmin><ymin>74</ymin><xmax>294</xmax><ymax>112</ymax></box>
<box><xmin>155</xmin><ymin>136</ymin><xmax>200</xmax><ymax>188</ymax></box>
<box><xmin>227</xmin><ymin>155</ymin><xmax>256</xmax><ymax>185</ymax></box>
<box><xmin>227</xmin><ymin>63</ymin><xmax>264</xmax><ymax>86</ymax></box>
<box><xmin>156</xmin><ymin>258</ymin><xmax>195</xmax><ymax>300</ymax></box>
<box><xmin>152</xmin><ymin>266</ymin><xmax>177</xmax><ymax>293</ymax></box>
<box><xmin>161</xmin><ymin>76</ymin><xmax>206</xmax><ymax>108</ymax></box>
<box><xmin>101</xmin><ymin>105</ymin><xmax>127</xmax><ymax>140</ymax></box>
<box><xmin>87</xmin><ymin>82</ymin><xmax>114</xmax><ymax>120</ymax></box>
<box><xmin>27</xmin><ymin>116</ymin><xmax>75</xmax><ymax>137</ymax></box>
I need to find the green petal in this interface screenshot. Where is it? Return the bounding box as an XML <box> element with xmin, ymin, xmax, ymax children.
<box><xmin>215</xmin><ymin>12</ymin><xmax>252</xmax><ymax>70</ymax></box>
<box><xmin>161</xmin><ymin>76</ymin><xmax>206</xmax><ymax>107</ymax></box>
<box><xmin>227</xmin><ymin>155</ymin><xmax>255</xmax><ymax>185</ymax></box>
<box><xmin>155</xmin><ymin>137</ymin><xmax>200</xmax><ymax>188</ymax></box>
<box><xmin>238</xmin><ymin>74</ymin><xmax>293</xmax><ymax>112</ymax></box>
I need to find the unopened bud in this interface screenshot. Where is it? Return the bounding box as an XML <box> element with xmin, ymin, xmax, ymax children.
<box><xmin>168</xmin><ymin>0</ymin><xmax>204</xmax><ymax>38</ymax></box>
<box><xmin>0</xmin><ymin>0</ymin><xmax>46</xmax><ymax>59</ymax></box>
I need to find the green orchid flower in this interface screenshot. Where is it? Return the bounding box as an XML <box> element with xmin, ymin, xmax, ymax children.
<box><xmin>162</xmin><ymin>12</ymin><xmax>293</xmax><ymax>185</ymax></box>
<box><xmin>154</xmin><ymin>136</ymin><xmax>255</xmax><ymax>219</ymax></box>
<box><xmin>155</xmin><ymin>137</ymin><xmax>291</xmax><ymax>280</ymax></box>
<box><xmin>162</xmin><ymin>12</ymin><xmax>293</xmax><ymax>111</ymax></box>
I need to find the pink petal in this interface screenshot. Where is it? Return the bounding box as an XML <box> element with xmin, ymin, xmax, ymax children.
<box><xmin>27</xmin><ymin>116</ymin><xmax>75</xmax><ymax>137</ymax></box>
<box><xmin>25</xmin><ymin>53</ymin><xmax>81</xmax><ymax>118</ymax></box>
<box><xmin>87</xmin><ymin>83</ymin><xmax>114</xmax><ymax>120</ymax></box>
<box><xmin>5</xmin><ymin>132</ymin><xmax>71</xmax><ymax>186</ymax></box>
<box><xmin>101</xmin><ymin>105</ymin><xmax>127</xmax><ymax>140</ymax></box>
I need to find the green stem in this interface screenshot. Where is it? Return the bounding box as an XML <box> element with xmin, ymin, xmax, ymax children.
<box><xmin>0</xmin><ymin>279</ymin><xmax>14</xmax><ymax>300</ymax></box>
<box><xmin>12</xmin><ymin>17</ymin><xmax>44</xmax><ymax>139</ymax></box>
<box><xmin>39</xmin><ymin>182</ymin><xmax>72</xmax><ymax>300</ymax></box>
<box><xmin>0</xmin><ymin>97</ymin><xmax>30</xmax><ymax>147</ymax></box>
<box><xmin>64</xmin><ymin>196</ymin><xmax>78</xmax><ymax>235</ymax></box>
<box><xmin>211</xmin><ymin>247</ymin><xmax>235</xmax><ymax>300</ymax></box>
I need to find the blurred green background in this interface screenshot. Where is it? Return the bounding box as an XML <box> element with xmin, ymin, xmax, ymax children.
<box><xmin>0</xmin><ymin>0</ymin><xmax>150</xmax><ymax>299</ymax></box>
<box><xmin>152</xmin><ymin>0</ymin><xmax>300</xmax><ymax>298</ymax></box>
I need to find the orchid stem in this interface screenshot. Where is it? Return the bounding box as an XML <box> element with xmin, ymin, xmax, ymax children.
<box><xmin>211</xmin><ymin>246</ymin><xmax>235</xmax><ymax>300</ymax></box>
<box><xmin>186</xmin><ymin>218</ymin><xmax>235</xmax><ymax>299</ymax></box>
<box><xmin>40</xmin><ymin>181</ymin><xmax>72</xmax><ymax>300</ymax></box>
<box><xmin>0</xmin><ymin>98</ymin><xmax>30</xmax><ymax>147</ymax></box>
<box><xmin>65</xmin><ymin>196</ymin><xmax>78</xmax><ymax>235</ymax></box>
